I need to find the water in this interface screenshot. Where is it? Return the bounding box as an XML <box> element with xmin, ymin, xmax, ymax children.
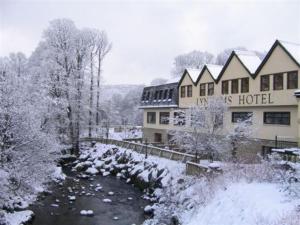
<box><xmin>29</xmin><ymin>167</ymin><xmax>149</xmax><ymax>225</ymax></box>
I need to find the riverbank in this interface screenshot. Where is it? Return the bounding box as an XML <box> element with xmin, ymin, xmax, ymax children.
<box><xmin>75</xmin><ymin>142</ymin><xmax>300</xmax><ymax>225</ymax></box>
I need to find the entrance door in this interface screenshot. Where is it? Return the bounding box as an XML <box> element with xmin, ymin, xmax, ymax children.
<box><xmin>154</xmin><ymin>133</ymin><xmax>162</xmax><ymax>143</ymax></box>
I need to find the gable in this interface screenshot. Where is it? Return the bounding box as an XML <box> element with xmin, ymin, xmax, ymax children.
<box><xmin>218</xmin><ymin>55</ymin><xmax>252</xmax><ymax>82</ymax></box>
<box><xmin>179</xmin><ymin>71</ymin><xmax>194</xmax><ymax>87</ymax></box>
<box><xmin>198</xmin><ymin>69</ymin><xmax>215</xmax><ymax>84</ymax></box>
<box><xmin>257</xmin><ymin>44</ymin><xmax>300</xmax><ymax>75</ymax></box>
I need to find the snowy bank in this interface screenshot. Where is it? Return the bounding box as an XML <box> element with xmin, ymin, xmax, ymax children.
<box><xmin>78</xmin><ymin>142</ymin><xmax>300</xmax><ymax>225</ymax></box>
<box><xmin>186</xmin><ymin>182</ymin><xmax>299</xmax><ymax>225</ymax></box>
<box><xmin>4</xmin><ymin>210</ymin><xmax>34</xmax><ymax>225</ymax></box>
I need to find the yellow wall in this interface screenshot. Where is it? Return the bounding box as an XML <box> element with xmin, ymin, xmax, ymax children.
<box><xmin>144</xmin><ymin>43</ymin><xmax>300</xmax><ymax>143</ymax></box>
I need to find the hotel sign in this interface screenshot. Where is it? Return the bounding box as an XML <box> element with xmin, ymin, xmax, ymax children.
<box><xmin>198</xmin><ymin>93</ymin><xmax>274</xmax><ymax>106</ymax></box>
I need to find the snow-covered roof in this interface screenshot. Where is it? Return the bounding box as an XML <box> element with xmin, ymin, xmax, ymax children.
<box><xmin>186</xmin><ymin>68</ymin><xmax>202</xmax><ymax>83</ymax></box>
<box><xmin>234</xmin><ymin>50</ymin><xmax>262</xmax><ymax>74</ymax></box>
<box><xmin>206</xmin><ymin>64</ymin><xmax>223</xmax><ymax>80</ymax></box>
<box><xmin>279</xmin><ymin>40</ymin><xmax>300</xmax><ymax>65</ymax></box>
<box><xmin>166</xmin><ymin>76</ymin><xmax>179</xmax><ymax>84</ymax></box>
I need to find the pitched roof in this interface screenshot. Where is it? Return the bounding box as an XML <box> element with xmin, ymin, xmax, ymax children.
<box><xmin>254</xmin><ymin>40</ymin><xmax>300</xmax><ymax>77</ymax></box>
<box><xmin>206</xmin><ymin>64</ymin><xmax>223</xmax><ymax>80</ymax></box>
<box><xmin>177</xmin><ymin>68</ymin><xmax>202</xmax><ymax>87</ymax></box>
<box><xmin>278</xmin><ymin>40</ymin><xmax>300</xmax><ymax>65</ymax></box>
<box><xmin>234</xmin><ymin>50</ymin><xmax>262</xmax><ymax>74</ymax></box>
<box><xmin>216</xmin><ymin>51</ymin><xmax>259</xmax><ymax>83</ymax></box>
<box><xmin>196</xmin><ymin>64</ymin><xmax>222</xmax><ymax>84</ymax></box>
<box><xmin>186</xmin><ymin>68</ymin><xmax>202</xmax><ymax>83</ymax></box>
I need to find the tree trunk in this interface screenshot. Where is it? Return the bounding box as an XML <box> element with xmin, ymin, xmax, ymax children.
<box><xmin>88</xmin><ymin>53</ymin><xmax>94</xmax><ymax>138</ymax></box>
<box><xmin>96</xmin><ymin>51</ymin><xmax>101</xmax><ymax>134</ymax></box>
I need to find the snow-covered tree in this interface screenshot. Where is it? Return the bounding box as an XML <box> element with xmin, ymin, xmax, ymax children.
<box><xmin>150</xmin><ymin>78</ymin><xmax>168</xmax><ymax>86</ymax></box>
<box><xmin>226</xmin><ymin>116</ymin><xmax>254</xmax><ymax>162</ymax></box>
<box><xmin>170</xmin><ymin>97</ymin><xmax>228</xmax><ymax>161</ymax></box>
<box><xmin>215</xmin><ymin>47</ymin><xmax>247</xmax><ymax>65</ymax></box>
<box><xmin>171</xmin><ymin>50</ymin><xmax>214</xmax><ymax>77</ymax></box>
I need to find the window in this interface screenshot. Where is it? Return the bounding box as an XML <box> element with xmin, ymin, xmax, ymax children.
<box><xmin>264</xmin><ymin>112</ymin><xmax>290</xmax><ymax>125</ymax></box>
<box><xmin>147</xmin><ymin>112</ymin><xmax>156</xmax><ymax>124</ymax></box>
<box><xmin>159</xmin><ymin>90</ymin><xmax>163</xmax><ymax>99</ymax></box>
<box><xmin>146</xmin><ymin>92</ymin><xmax>150</xmax><ymax>100</ymax></box>
<box><xmin>261</xmin><ymin>75</ymin><xmax>270</xmax><ymax>91</ymax></box>
<box><xmin>163</xmin><ymin>89</ymin><xmax>168</xmax><ymax>99</ymax></box>
<box><xmin>174</xmin><ymin>111</ymin><xmax>185</xmax><ymax>126</ymax></box>
<box><xmin>273</xmin><ymin>73</ymin><xmax>283</xmax><ymax>90</ymax></box>
<box><xmin>222</xmin><ymin>80</ymin><xmax>229</xmax><ymax>94</ymax></box>
<box><xmin>208</xmin><ymin>82</ymin><xmax>214</xmax><ymax>96</ymax></box>
<box><xmin>200</xmin><ymin>83</ymin><xmax>206</xmax><ymax>96</ymax></box>
<box><xmin>241</xmin><ymin>78</ymin><xmax>249</xmax><ymax>93</ymax></box>
<box><xmin>159</xmin><ymin>112</ymin><xmax>170</xmax><ymax>124</ymax></box>
<box><xmin>231</xmin><ymin>79</ymin><xmax>239</xmax><ymax>94</ymax></box>
<box><xmin>154</xmin><ymin>133</ymin><xmax>162</xmax><ymax>143</ymax></box>
<box><xmin>154</xmin><ymin>91</ymin><xmax>159</xmax><ymax>100</ymax></box>
<box><xmin>187</xmin><ymin>85</ymin><xmax>193</xmax><ymax>97</ymax></box>
<box><xmin>232</xmin><ymin>112</ymin><xmax>253</xmax><ymax>123</ymax></box>
<box><xmin>287</xmin><ymin>71</ymin><xmax>298</xmax><ymax>89</ymax></box>
<box><xmin>168</xmin><ymin>89</ymin><xmax>173</xmax><ymax>99</ymax></box>
<box><xmin>180</xmin><ymin>86</ymin><xmax>186</xmax><ymax>98</ymax></box>
<box><xmin>142</xmin><ymin>91</ymin><xmax>146</xmax><ymax>101</ymax></box>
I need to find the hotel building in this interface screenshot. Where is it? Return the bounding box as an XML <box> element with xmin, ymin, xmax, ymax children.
<box><xmin>139</xmin><ymin>40</ymin><xmax>300</xmax><ymax>158</ymax></box>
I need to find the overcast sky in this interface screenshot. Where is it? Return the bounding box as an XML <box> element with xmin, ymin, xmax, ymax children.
<box><xmin>1</xmin><ymin>0</ymin><xmax>299</xmax><ymax>85</ymax></box>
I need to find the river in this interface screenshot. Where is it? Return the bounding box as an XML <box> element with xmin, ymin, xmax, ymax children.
<box><xmin>29</xmin><ymin>166</ymin><xmax>149</xmax><ymax>225</ymax></box>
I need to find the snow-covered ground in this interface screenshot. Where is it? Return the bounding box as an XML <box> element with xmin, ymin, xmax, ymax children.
<box><xmin>108</xmin><ymin>127</ymin><xmax>142</xmax><ymax>140</ymax></box>
<box><xmin>4</xmin><ymin>210</ymin><xmax>34</xmax><ymax>225</ymax></box>
<box><xmin>186</xmin><ymin>182</ymin><xmax>299</xmax><ymax>225</ymax></box>
<box><xmin>78</xmin><ymin>143</ymin><xmax>300</xmax><ymax>225</ymax></box>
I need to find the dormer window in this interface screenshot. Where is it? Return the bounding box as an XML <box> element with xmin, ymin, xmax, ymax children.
<box><xmin>155</xmin><ymin>91</ymin><xmax>159</xmax><ymax>100</ymax></box>
<box><xmin>159</xmin><ymin>90</ymin><xmax>163</xmax><ymax>99</ymax></box>
<box><xmin>163</xmin><ymin>89</ymin><xmax>168</xmax><ymax>99</ymax></box>
<box><xmin>168</xmin><ymin>89</ymin><xmax>173</xmax><ymax>99</ymax></box>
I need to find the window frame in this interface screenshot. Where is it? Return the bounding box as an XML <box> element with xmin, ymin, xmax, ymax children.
<box><xmin>231</xmin><ymin>79</ymin><xmax>239</xmax><ymax>94</ymax></box>
<box><xmin>168</xmin><ymin>89</ymin><xmax>173</xmax><ymax>99</ymax></box>
<box><xmin>163</xmin><ymin>89</ymin><xmax>168</xmax><ymax>99</ymax></box>
<box><xmin>263</xmin><ymin>112</ymin><xmax>290</xmax><ymax>125</ymax></box>
<box><xmin>222</xmin><ymin>80</ymin><xmax>229</xmax><ymax>94</ymax></box>
<box><xmin>147</xmin><ymin>112</ymin><xmax>156</xmax><ymax>124</ymax></box>
<box><xmin>200</xmin><ymin>83</ymin><xmax>206</xmax><ymax>96</ymax></box>
<box><xmin>261</xmin><ymin>75</ymin><xmax>270</xmax><ymax>91</ymax></box>
<box><xmin>232</xmin><ymin>112</ymin><xmax>253</xmax><ymax>123</ymax></box>
<box><xmin>180</xmin><ymin>86</ymin><xmax>186</xmax><ymax>98</ymax></box>
<box><xmin>241</xmin><ymin>77</ymin><xmax>249</xmax><ymax>93</ymax></box>
<box><xmin>187</xmin><ymin>85</ymin><xmax>193</xmax><ymax>97</ymax></box>
<box><xmin>159</xmin><ymin>112</ymin><xmax>170</xmax><ymax>125</ymax></box>
<box><xmin>207</xmin><ymin>82</ymin><xmax>214</xmax><ymax>96</ymax></box>
<box><xmin>287</xmin><ymin>71</ymin><xmax>298</xmax><ymax>89</ymax></box>
<box><xmin>273</xmin><ymin>73</ymin><xmax>283</xmax><ymax>90</ymax></box>
<box><xmin>173</xmin><ymin>111</ymin><xmax>186</xmax><ymax>126</ymax></box>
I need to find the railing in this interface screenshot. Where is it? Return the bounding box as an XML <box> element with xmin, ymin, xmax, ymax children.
<box><xmin>80</xmin><ymin>137</ymin><xmax>197</xmax><ymax>163</ymax></box>
<box><xmin>275</xmin><ymin>135</ymin><xmax>298</xmax><ymax>149</ymax></box>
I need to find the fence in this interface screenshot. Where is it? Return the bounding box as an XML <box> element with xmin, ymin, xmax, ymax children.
<box><xmin>80</xmin><ymin>137</ymin><xmax>197</xmax><ymax>163</ymax></box>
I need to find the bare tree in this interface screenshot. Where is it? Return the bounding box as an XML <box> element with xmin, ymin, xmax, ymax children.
<box><xmin>170</xmin><ymin>97</ymin><xmax>228</xmax><ymax>161</ymax></box>
<box><xmin>171</xmin><ymin>50</ymin><xmax>214</xmax><ymax>77</ymax></box>
<box><xmin>95</xmin><ymin>32</ymin><xmax>112</xmax><ymax>134</ymax></box>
